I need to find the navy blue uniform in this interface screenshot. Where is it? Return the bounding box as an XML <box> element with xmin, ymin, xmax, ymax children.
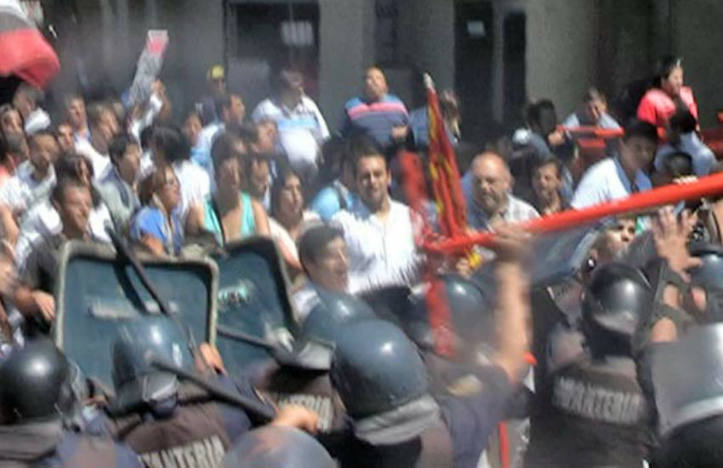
<box><xmin>40</xmin><ymin>431</ymin><xmax>142</xmax><ymax>468</ymax></box>
<box><xmin>328</xmin><ymin>365</ymin><xmax>513</xmax><ymax>468</ymax></box>
<box><xmin>110</xmin><ymin>376</ymin><xmax>269</xmax><ymax>468</ymax></box>
<box><xmin>525</xmin><ymin>353</ymin><xmax>651</xmax><ymax>468</ymax></box>
<box><xmin>0</xmin><ymin>424</ymin><xmax>140</xmax><ymax>468</ymax></box>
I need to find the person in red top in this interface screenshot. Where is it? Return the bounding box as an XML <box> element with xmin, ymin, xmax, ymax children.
<box><xmin>637</xmin><ymin>55</ymin><xmax>698</xmax><ymax>136</ymax></box>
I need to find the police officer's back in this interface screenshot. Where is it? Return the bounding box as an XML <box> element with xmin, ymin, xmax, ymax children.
<box><xmin>324</xmin><ymin>225</ymin><xmax>533</xmax><ymax>468</ymax></box>
<box><xmin>249</xmin><ymin>289</ymin><xmax>374</xmax><ymax>434</ymax></box>
<box><xmin>525</xmin><ymin>263</ymin><xmax>654</xmax><ymax>468</ymax></box>
<box><xmin>0</xmin><ymin>340</ymin><xmax>141</xmax><ymax>468</ymax></box>
<box><xmin>105</xmin><ymin>318</ymin><xmax>262</xmax><ymax>468</ymax></box>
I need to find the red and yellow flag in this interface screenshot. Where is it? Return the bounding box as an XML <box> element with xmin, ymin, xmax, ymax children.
<box><xmin>425</xmin><ymin>73</ymin><xmax>468</xmax><ymax>238</ymax></box>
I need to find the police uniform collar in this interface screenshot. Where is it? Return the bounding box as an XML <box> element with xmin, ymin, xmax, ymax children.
<box><xmin>352</xmin><ymin>394</ymin><xmax>440</xmax><ymax>445</ymax></box>
<box><xmin>0</xmin><ymin>419</ymin><xmax>63</xmax><ymax>461</ymax></box>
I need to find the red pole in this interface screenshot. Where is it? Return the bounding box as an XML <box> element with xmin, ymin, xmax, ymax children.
<box><xmin>425</xmin><ymin>172</ymin><xmax>723</xmax><ymax>254</ymax></box>
<box><xmin>559</xmin><ymin>126</ymin><xmax>625</xmax><ymax>139</ymax></box>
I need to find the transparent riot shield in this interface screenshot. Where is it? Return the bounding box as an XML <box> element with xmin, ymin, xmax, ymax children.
<box><xmin>54</xmin><ymin>241</ymin><xmax>218</xmax><ymax>389</ymax></box>
<box><xmin>213</xmin><ymin>236</ymin><xmax>298</xmax><ymax>376</ymax></box>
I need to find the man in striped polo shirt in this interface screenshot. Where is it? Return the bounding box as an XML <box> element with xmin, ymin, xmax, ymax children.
<box><xmin>341</xmin><ymin>66</ymin><xmax>409</xmax><ymax>154</ymax></box>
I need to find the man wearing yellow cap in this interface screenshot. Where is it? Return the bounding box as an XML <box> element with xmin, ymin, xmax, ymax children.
<box><xmin>197</xmin><ymin>64</ymin><xmax>227</xmax><ymax>125</ymax></box>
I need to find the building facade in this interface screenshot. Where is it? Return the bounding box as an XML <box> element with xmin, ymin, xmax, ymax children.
<box><xmin>46</xmin><ymin>0</ymin><xmax>723</xmax><ymax>143</ymax></box>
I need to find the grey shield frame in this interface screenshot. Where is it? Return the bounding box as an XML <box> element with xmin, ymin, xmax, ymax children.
<box><xmin>53</xmin><ymin>241</ymin><xmax>218</xmax><ymax>387</ymax></box>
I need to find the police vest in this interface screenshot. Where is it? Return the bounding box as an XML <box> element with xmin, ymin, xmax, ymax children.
<box><xmin>335</xmin><ymin>418</ymin><xmax>454</xmax><ymax>468</ymax></box>
<box><xmin>255</xmin><ymin>365</ymin><xmax>345</xmax><ymax>433</ymax></box>
<box><xmin>112</xmin><ymin>392</ymin><xmax>233</xmax><ymax>468</ymax></box>
<box><xmin>525</xmin><ymin>355</ymin><xmax>652</xmax><ymax>468</ymax></box>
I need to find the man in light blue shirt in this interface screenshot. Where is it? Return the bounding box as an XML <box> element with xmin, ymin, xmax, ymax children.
<box><xmin>571</xmin><ymin>120</ymin><xmax>658</xmax><ymax>209</ymax></box>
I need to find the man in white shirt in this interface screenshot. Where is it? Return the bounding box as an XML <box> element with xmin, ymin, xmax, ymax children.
<box><xmin>74</xmin><ymin>102</ymin><xmax>119</xmax><ymax>179</ymax></box>
<box><xmin>64</xmin><ymin>94</ymin><xmax>90</xmax><ymax>144</ymax></box>
<box><xmin>0</xmin><ymin>131</ymin><xmax>58</xmax><ymax>216</ymax></box>
<box><xmin>331</xmin><ymin>136</ymin><xmax>422</xmax><ymax>294</ymax></box>
<box><xmin>14</xmin><ymin>153</ymin><xmax>113</xmax><ymax>269</ymax></box>
<box><xmin>252</xmin><ymin>68</ymin><xmax>329</xmax><ymax>179</ymax></box>
<box><xmin>571</xmin><ymin>119</ymin><xmax>658</xmax><ymax>209</ymax></box>
<box><xmin>12</xmin><ymin>83</ymin><xmax>51</xmax><ymax>135</ymax></box>
<box><xmin>196</xmin><ymin>93</ymin><xmax>246</xmax><ymax>155</ymax></box>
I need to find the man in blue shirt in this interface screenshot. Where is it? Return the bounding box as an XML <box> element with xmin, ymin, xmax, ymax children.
<box><xmin>571</xmin><ymin>120</ymin><xmax>658</xmax><ymax>209</ymax></box>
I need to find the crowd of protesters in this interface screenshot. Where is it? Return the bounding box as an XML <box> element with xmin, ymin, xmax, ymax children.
<box><xmin>0</xmin><ymin>51</ymin><xmax>722</xmax><ymax>468</ymax></box>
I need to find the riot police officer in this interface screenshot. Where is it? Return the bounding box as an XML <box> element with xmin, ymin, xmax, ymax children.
<box><xmin>250</xmin><ymin>288</ymin><xmax>376</xmax><ymax>434</ymax></box>
<box><xmin>105</xmin><ymin>317</ymin><xmax>318</xmax><ymax>468</ymax></box>
<box><xmin>0</xmin><ymin>340</ymin><xmax>142</xmax><ymax>468</ymax></box>
<box><xmin>324</xmin><ymin>225</ymin><xmax>533</xmax><ymax>468</ymax></box>
<box><xmin>524</xmin><ymin>262</ymin><xmax>654</xmax><ymax>468</ymax></box>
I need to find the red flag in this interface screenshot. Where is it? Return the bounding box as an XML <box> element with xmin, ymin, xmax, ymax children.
<box><xmin>0</xmin><ymin>0</ymin><xmax>59</xmax><ymax>88</ymax></box>
<box><xmin>425</xmin><ymin>73</ymin><xmax>467</xmax><ymax>237</ymax></box>
<box><xmin>425</xmin><ymin>73</ymin><xmax>472</xmax><ymax>356</ymax></box>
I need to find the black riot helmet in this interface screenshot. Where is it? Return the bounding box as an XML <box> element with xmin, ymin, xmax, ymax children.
<box><xmin>654</xmin><ymin>415</ymin><xmax>723</xmax><ymax>468</ymax></box>
<box><xmin>0</xmin><ymin>340</ymin><xmax>75</xmax><ymax>424</ymax></box>
<box><xmin>300</xmin><ymin>289</ymin><xmax>376</xmax><ymax>344</ymax></box>
<box><xmin>582</xmin><ymin>262</ymin><xmax>652</xmax><ymax>358</ymax></box>
<box><xmin>652</xmin><ymin>324</ymin><xmax>723</xmax><ymax>468</ymax></box>
<box><xmin>407</xmin><ymin>274</ymin><xmax>496</xmax><ymax>357</ymax></box>
<box><xmin>221</xmin><ymin>426</ymin><xmax>335</xmax><ymax>468</ymax></box>
<box><xmin>110</xmin><ymin>317</ymin><xmax>194</xmax><ymax>413</ymax></box>
<box><xmin>330</xmin><ymin>320</ymin><xmax>439</xmax><ymax>445</ymax></box>
<box><xmin>689</xmin><ymin>242</ymin><xmax>723</xmax><ymax>290</ymax></box>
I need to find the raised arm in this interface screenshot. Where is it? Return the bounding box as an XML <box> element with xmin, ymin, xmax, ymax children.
<box><xmin>490</xmin><ymin>224</ymin><xmax>532</xmax><ymax>383</ymax></box>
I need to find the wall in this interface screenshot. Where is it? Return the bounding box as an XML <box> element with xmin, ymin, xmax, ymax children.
<box><xmin>597</xmin><ymin>0</ymin><xmax>654</xmax><ymax>105</ymax></box>
<box><xmin>317</xmin><ymin>0</ymin><xmax>375</xmax><ymax>124</ymax></box>
<box><xmin>525</xmin><ymin>0</ymin><xmax>600</xmax><ymax>118</ymax></box>
<box><xmin>317</xmin><ymin>0</ymin><xmax>454</xmax><ymax>123</ymax></box>
<box><xmin>671</xmin><ymin>0</ymin><xmax>723</xmax><ymax>127</ymax></box>
<box><xmin>405</xmin><ymin>0</ymin><xmax>455</xmax><ymax>93</ymax></box>
<box><xmin>49</xmin><ymin>0</ymin><xmax>224</xmax><ymax>119</ymax></box>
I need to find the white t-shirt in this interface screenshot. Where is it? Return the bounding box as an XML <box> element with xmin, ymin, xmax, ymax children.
<box><xmin>24</xmin><ymin>108</ymin><xmax>51</xmax><ymax>135</ymax></box>
<box><xmin>75</xmin><ymin>140</ymin><xmax>111</xmax><ymax>181</ymax></box>
<box><xmin>139</xmin><ymin>150</ymin><xmax>155</xmax><ymax>182</ymax></box>
<box><xmin>197</xmin><ymin>122</ymin><xmax>224</xmax><ymax>156</ymax></box>
<box><xmin>571</xmin><ymin>157</ymin><xmax>652</xmax><ymax>209</ymax></box>
<box><xmin>0</xmin><ymin>162</ymin><xmax>55</xmax><ymax>213</ymax></box>
<box><xmin>172</xmin><ymin>160</ymin><xmax>211</xmax><ymax>223</ymax></box>
<box><xmin>332</xmin><ymin>198</ymin><xmax>422</xmax><ymax>294</ymax></box>
<box><xmin>252</xmin><ymin>96</ymin><xmax>330</xmax><ymax>172</ymax></box>
<box><xmin>14</xmin><ymin>198</ymin><xmax>113</xmax><ymax>268</ymax></box>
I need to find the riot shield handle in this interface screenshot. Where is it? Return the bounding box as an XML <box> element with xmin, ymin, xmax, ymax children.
<box><xmin>149</xmin><ymin>356</ymin><xmax>276</xmax><ymax>421</ymax></box>
<box><xmin>105</xmin><ymin>225</ymin><xmax>172</xmax><ymax>317</ymax></box>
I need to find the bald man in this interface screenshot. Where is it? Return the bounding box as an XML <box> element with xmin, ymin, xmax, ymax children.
<box><xmin>467</xmin><ymin>152</ymin><xmax>539</xmax><ymax>231</ymax></box>
<box><xmin>341</xmin><ymin>67</ymin><xmax>409</xmax><ymax>152</ymax></box>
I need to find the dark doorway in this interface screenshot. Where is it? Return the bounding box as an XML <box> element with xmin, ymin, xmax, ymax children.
<box><xmin>503</xmin><ymin>12</ymin><xmax>526</xmax><ymax>126</ymax></box>
<box><xmin>454</xmin><ymin>0</ymin><xmax>494</xmax><ymax>146</ymax></box>
<box><xmin>225</xmin><ymin>1</ymin><xmax>320</xmax><ymax>110</ymax></box>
